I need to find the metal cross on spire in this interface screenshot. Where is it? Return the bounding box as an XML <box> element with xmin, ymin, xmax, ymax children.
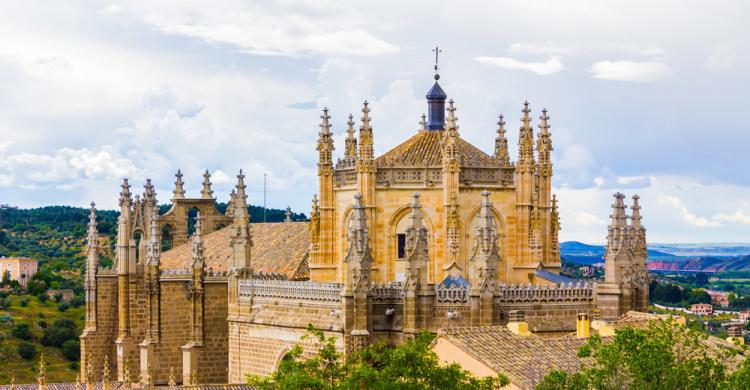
<box><xmin>433</xmin><ymin>46</ymin><xmax>442</xmax><ymax>80</ymax></box>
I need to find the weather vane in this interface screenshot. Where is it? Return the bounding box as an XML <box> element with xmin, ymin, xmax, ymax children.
<box><xmin>433</xmin><ymin>46</ymin><xmax>442</xmax><ymax>80</ymax></box>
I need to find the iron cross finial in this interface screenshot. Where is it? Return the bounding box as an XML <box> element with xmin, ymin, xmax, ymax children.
<box><xmin>433</xmin><ymin>46</ymin><xmax>442</xmax><ymax>79</ymax></box>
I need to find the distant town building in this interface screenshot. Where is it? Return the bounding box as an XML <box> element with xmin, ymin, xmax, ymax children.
<box><xmin>706</xmin><ymin>290</ymin><xmax>730</xmax><ymax>307</ymax></box>
<box><xmin>691</xmin><ymin>303</ymin><xmax>714</xmax><ymax>316</ymax></box>
<box><xmin>739</xmin><ymin>310</ymin><xmax>750</xmax><ymax>323</ymax></box>
<box><xmin>0</xmin><ymin>256</ymin><xmax>38</xmax><ymax>288</ymax></box>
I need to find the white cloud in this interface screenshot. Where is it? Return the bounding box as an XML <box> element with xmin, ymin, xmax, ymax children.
<box><xmin>507</xmin><ymin>42</ymin><xmax>570</xmax><ymax>56</ymax></box>
<box><xmin>575</xmin><ymin>212</ymin><xmax>606</xmax><ymax>226</ymax></box>
<box><xmin>714</xmin><ymin>211</ymin><xmax>750</xmax><ymax>225</ymax></box>
<box><xmin>591</xmin><ymin>60</ymin><xmax>673</xmax><ymax>82</ymax></box>
<box><xmin>211</xmin><ymin>170</ymin><xmax>232</xmax><ymax>185</ymax></box>
<box><xmin>658</xmin><ymin>194</ymin><xmax>720</xmax><ymax>227</ymax></box>
<box><xmin>706</xmin><ymin>44</ymin><xmax>736</xmax><ymax>70</ymax></box>
<box><xmin>475</xmin><ymin>56</ymin><xmax>564</xmax><ymax>75</ymax></box>
<box><xmin>131</xmin><ymin>1</ymin><xmax>398</xmax><ymax>56</ymax></box>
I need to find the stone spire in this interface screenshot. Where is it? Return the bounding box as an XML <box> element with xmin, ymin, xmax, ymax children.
<box><xmin>191</xmin><ymin>212</ymin><xmax>205</xmax><ymax>270</ymax></box>
<box><xmin>143</xmin><ymin>179</ymin><xmax>156</xmax><ymax>207</ymax></box>
<box><xmin>344</xmin><ymin>114</ymin><xmax>357</xmax><ymax>158</ymax></box>
<box><xmin>550</xmin><ymin>194</ymin><xmax>561</xmax><ymax>260</ymax></box>
<box><xmin>358</xmin><ymin>101</ymin><xmax>374</xmax><ymax>161</ymax></box>
<box><xmin>404</xmin><ymin>193</ymin><xmax>430</xmax><ymax>290</ymax></box>
<box><xmin>536</xmin><ymin>109</ymin><xmax>553</xmax><ymax>176</ymax></box>
<box><xmin>230</xmin><ymin>170</ymin><xmax>252</xmax><ymax>269</ymax></box>
<box><xmin>173</xmin><ymin>170</ymin><xmax>186</xmax><ymax>200</ymax></box>
<box><xmin>225</xmin><ymin>189</ymin><xmax>236</xmax><ymax>218</ymax></box>
<box><xmin>37</xmin><ymin>353</ymin><xmax>47</xmax><ymax>390</ymax></box>
<box><xmin>285</xmin><ymin>206</ymin><xmax>292</xmax><ymax>222</ymax></box>
<box><xmin>630</xmin><ymin>194</ymin><xmax>642</xmax><ymax>229</ymax></box>
<box><xmin>419</xmin><ymin>114</ymin><xmax>427</xmax><ymax>133</ymax></box>
<box><xmin>472</xmin><ymin>190</ymin><xmax>500</xmax><ymax>291</ymax></box>
<box><xmin>344</xmin><ymin>193</ymin><xmax>373</xmax><ymax>292</ymax></box>
<box><xmin>493</xmin><ymin>114</ymin><xmax>510</xmax><ymax>165</ymax></box>
<box><xmin>232</xmin><ymin>170</ymin><xmax>249</xmax><ymax>225</ymax></box>
<box><xmin>200</xmin><ymin>170</ymin><xmax>213</xmax><ymax>200</ymax></box>
<box><xmin>517</xmin><ymin>101</ymin><xmax>536</xmax><ymax>173</ymax></box>
<box><xmin>310</xmin><ymin>194</ymin><xmax>320</xmax><ymax>245</ymax></box>
<box><xmin>317</xmin><ymin>108</ymin><xmax>335</xmax><ymax>175</ymax></box>
<box><xmin>119</xmin><ymin>179</ymin><xmax>133</xmax><ymax>210</ymax></box>
<box><xmin>85</xmin><ymin>202</ymin><xmax>98</xmax><ymax>330</ymax></box>
<box><xmin>146</xmin><ymin>213</ymin><xmax>161</xmax><ymax>267</ymax></box>
<box><xmin>443</xmin><ymin>100</ymin><xmax>460</xmax><ymax>164</ymax></box>
<box><xmin>606</xmin><ymin>192</ymin><xmax>630</xmax><ymax>255</ymax></box>
<box><xmin>630</xmin><ymin>194</ymin><xmax>647</xmax><ymax>258</ymax></box>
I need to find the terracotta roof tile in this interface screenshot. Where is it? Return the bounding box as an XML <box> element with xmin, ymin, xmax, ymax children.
<box><xmin>375</xmin><ymin>131</ymin><xmax>499</xmax><ymax>168</ymax></box>
<box><xmin>160</xmin><ymin>221</ymin><xmax>310</xmax><ymax>280</ymax></box>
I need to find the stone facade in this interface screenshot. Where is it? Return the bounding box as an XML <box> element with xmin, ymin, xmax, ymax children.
<box><xmin>82</xmin><ymin>69</ymin><xmax>649</xmax><ymax>384</ymax></box>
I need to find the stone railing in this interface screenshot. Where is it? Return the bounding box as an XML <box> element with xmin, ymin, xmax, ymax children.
<box><xmin>435</xmin><ymin>283</ymin><xmax>469</xmax><ymax>304</ymax></box>
<box><xmin>495</xmin><ymin>282</ymin><xmax>595</xmax><ymax>303</ymax></box>
<box><xmin>370</xmin><ymin>282</ymin><xmax>404</xmax><ymax>303</ymax></box>
<box><xmin>239</xmin><ymin>279</ymin><xmax>343</xmax><ymax>304</ymax></box>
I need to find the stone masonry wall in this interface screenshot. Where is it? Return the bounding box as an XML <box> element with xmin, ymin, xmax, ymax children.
<box><xmin>80</xmin><ymin>274</ymin><xmax>118</xmax><ymax>382</ymax></box>
<box><xmin>197</xmin><ymin>281</ymin><xmax>229</xmax><ymax>384</ymax></box>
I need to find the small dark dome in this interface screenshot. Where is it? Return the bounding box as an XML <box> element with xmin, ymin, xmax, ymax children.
<box><xmin>426</xmin><ymin>81</ymin><xmax>447</xmax><ymax>100</ymax></box>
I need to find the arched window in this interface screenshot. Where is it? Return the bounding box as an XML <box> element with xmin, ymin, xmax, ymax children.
<box><xmin>133</xmin><ymin>230</ymin><xmax>144</xmax><ymax>264</ymax></box>
<box><xmin>187</xmin><ymin>207</ymin><xmax>200</xmax><ymax>236</ymax></box>
<box><xmin>161</xmin><ymin>224</ymin><xmax>174</xmax><ymax>251</ymax></box>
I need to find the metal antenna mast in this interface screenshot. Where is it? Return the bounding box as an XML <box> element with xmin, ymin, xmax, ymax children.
<box><xmin>263</xmin><ymin>173</ymin><xmax>267</xmax><ymax>222</ymax></box>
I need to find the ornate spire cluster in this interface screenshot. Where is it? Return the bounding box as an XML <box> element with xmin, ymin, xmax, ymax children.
<box><xmin>344</xmin><ymin>193</ymin><xmax>373</xmax><ymax>292</ymax></box>
<box><xmin>605</xmin><ymin>192</ymin><xmax>647</xmax><ymax>258</ymax></box>
<box><xmin>173</xmin><ymin>170</ymin><xmax>186</xmax><ymax>200</ymax></box>
<box><xmin>471</xmin><ymin>191</ymin><xmax>501</xmax><ymax>291</ymax></box>
<box><xmin>493</xmin><ymin>114</ymin><xmax>510</xmax><ymax>165</ymax></box>
<box><xmin>144</xmin><ymin>179</ymin><xmax>157</xmax><ymax>207</ymax></box>
<box><xmin>191</xmin><ymin>212</ymin><xmax>205</xmax><ymax>270</ymax></box>
<box><xmin>536</xmin><ymin>109</ymin><xmax>553</xmax><ymax>176</ymax></box>
<box><xmin>442</xmin><ymin>100</ymin><xmax>460</xmax><ymax>172</ymax></box>
<box><xmin>358</xmin><ymin>101</ymin><xmax>374</xmax><ymax>161</ymax></box>
<box><xmin>225</xmin><ymin>189</ymin><xmax>236</xmax><ymax>218</ymax></box>
<box><xmin>404</xmin><ymin>193</ymin><xmax>429</xmax><ymax>290</ymax></box>
<box><xmin>550</xmin><ymin>194</ymin><xmax>561</xmax><ymax>258</ymax></box>
<box><xmin>119</xmin><ymin>179</ymin><xmax>133</xmax><ymax>208</ymax></box>
<box><xmin>232</xmin><ymin>170</ymin><xmax>249</xmax><ymax>225</ymax></box>
<box><xmin>146</xmin><ymin>213</ymin><xmax>161</xmax><ymax>267</ymax></box>
<box><xmin>317</xmin><ymin>108</ymin><xmax>335</xmax><ymax>175</ymax></box>
<box><xmin>310</xmin><ymin>194</ymin><xmax>320</xmax><ymax>245</ymax></box>
<box><xmin>230</xmin><ymin>170</ymin><xmax>252</xmax><ymax>270</ymax></box>
<box><xmin>344</xmin><ymin>114</ymin><xmax>357</xmax><ymax>158</ymax></box>
<box><xmin>517</xmin><ymin>101</ymin><xmax>536</xmax><ymax>174</ymax></box>
<box><xmin>201</xmin><ymin>170</ymin><xmax>214</xmax><ymax>200</ymax></box>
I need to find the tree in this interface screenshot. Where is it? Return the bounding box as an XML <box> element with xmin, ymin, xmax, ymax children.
<box><xmin>53</xmin><ymin>292</ymin><xmax>63</xmax><ymax>302</ymax></box>
<box><xmin>11</xmin><ymin>323</ymin><xmax>32</xmax><ymax>340</ymax></box>
<box><xmin>249</xmin><ymin>325</ymin><xmax>508</xmax><ymax>390</ymax></box>
<box><xmin>17</xmin><ymin>340</ymin><xmax>37</xmax><ymax>360</ymax></box>
<box><xmin>536</xmin><ymin>320</ymin><xmax>739</xmax><ymax>389</ymax></box>
<box><xmin>62</xmin><ymin>339</ymin><xmax>80</xmax><ymax>361</ymax></box>
<box><xmin>41</xmin><ymin>318</ymin><xmax>77</xmax><ymax>347</ymax></box>
<box><xmin>695</xmin><ymin>272</ymin><xmax>709</xmax><ymax>286</ymax></box>
<box><xmin>37</xmin><ymin>293</ymin><xmax>48</xmax><ymax>303</ymax></box>
<box><xmin>0</xmin><ymin>297</ymin><xmax>10</xmax><ymax>309</ymax></box>
<box><xmin>687</xmin><ymin>289</ymin><xmax>712</xmax><ymax>305</ymax></box>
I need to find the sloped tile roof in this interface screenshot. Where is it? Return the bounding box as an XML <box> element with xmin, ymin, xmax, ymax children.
<box><xmin>438</xmin><ymin>326</ymin><xmax>589</xmax><ymax>389</ymax></box>
<box><xmin>375</xmin><ymin>131</ymin><xmax>499</xmax><ymax>168</ymax></box>
<box><xmin>160</xmin><ymin>221</ymin><xmax>310</xmax><ymax>280</ymax></box>
<box><xmin>534</xmin><ymin>269</ymin><xmax>576</xmax><ymax>284</ymax></box>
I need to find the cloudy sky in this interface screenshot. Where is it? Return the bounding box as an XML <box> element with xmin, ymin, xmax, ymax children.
<box><xmin>0</xmin><ymin>0</ymin><xmax>748</xmax><ymax>243</ymax></box>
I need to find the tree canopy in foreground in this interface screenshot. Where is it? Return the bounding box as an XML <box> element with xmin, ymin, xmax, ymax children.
<box><xmin>536</xmin><ymin>319</ymin><xmax>750</xmax><ymax>390</ymax></box>
<box><xmin>248</xmin><ymin>325</ymin><xmax>508</xmax><ymax>390</ymax></box>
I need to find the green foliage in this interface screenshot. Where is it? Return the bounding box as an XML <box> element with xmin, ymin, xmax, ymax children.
<box><xmin>37</xmin><ymin>319</ymin><xmax>47</xmax><ymax>328</ymax></box>
<box><xmin>62</xmin><ymin>339</ymin><xmax>80</xmax><ymax>361</ymax></box>
<box><xmin>36</xmin><ymin>293</ymin><xmax>48</xmax><ymax>303</ymax></box>
<box><xmin>19</xmin><ymin>297</ymin><xmax>29</xmax><ymax>307</ymax></box>
<box><xmin>70</xmin><ymin>294</ymin><xmax>84</xmax><ymax>308</ymax></box>
<box><xmin>53</xmin><ymin>292</ymin><xmax>63</xmax><ymax>302</ymax></box>
<box><xmin>57</xmin><ymin>302</ymin><xmax>69</xmax><ymax>312</ymax></box>
<box><xmin>11</xmin><ymin>323</ymin><xmax>32</xmax><ymax>340</ymax></box>
<box><xmin>17</xmin><ymin>340</ymin><xmax>37</xmax><ymax>360</ymax></box>
<box><xmin>249</xmin><ymin>325</ymin><xmax>507</xmax><ymax>390</ymax></box>
<box><xmin>536</xmin><ymin>319</ymin><xmax>750</xmax><ymax>389</ymax></box>
<box><xmin>41</xmin><ymin>318</ymin><xmax>78</xmax><ymax>347</ymax></box>
<box><xmin>0</xmin><ymin>297</ymin><xmax>11</xmax><ymax>309</ymax></box>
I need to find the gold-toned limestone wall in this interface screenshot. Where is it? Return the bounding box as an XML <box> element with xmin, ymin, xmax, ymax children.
<box><xmin>80</xmin><ymin>275</ymin><xmax>118</xmax><ymax>382</ymax></box>
<box><xmin>198</xmin><ymin>282</ymin><xmax>229</xmax><ymax>383</ymax></box>
<box><xmin>228</xmin><ymin>322</ymin><xmax>344</xmax><ymax>383</ymax></box>
<box><xmin>148</xmin><ymin>280</ymin><xmax>192</xmax><ymax>383</ymax></box>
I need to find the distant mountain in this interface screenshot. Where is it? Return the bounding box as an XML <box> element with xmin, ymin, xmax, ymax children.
<box><xmin>649</xmin><ymin>255</ymin><xmax>750</xmax><ymax>272</ymax></box>
<box><xmin>560</xmin><ymin>241</ymin><xmax>676</xmax><ymax>265</ymax></box>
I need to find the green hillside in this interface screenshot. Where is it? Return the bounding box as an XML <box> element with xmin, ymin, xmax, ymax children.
<box><xmin>0</xmin><ymin>203</ymin><xmax>305</xmax><ymax>383</ymax></box>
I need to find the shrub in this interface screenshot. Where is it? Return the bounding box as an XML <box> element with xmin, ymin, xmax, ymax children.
<box><xmin>37</xmin><ymin>320</ymin><xmax>47</xmax><ymax>329</ymax></box>
<box><xmin>37</xmin><ymin>293</ymin><xmax>48</xmax><ymax>303</ymax></box>
<box><xmin>70</xmin><ymin>294</ymin><xmax>85</xmax><ymax>308</ymax></box>
<box><xmin>53</xmin><ymin>292</ymin><xmax>63</xmax><ymax>303</ymax></box>
<box><xmin>0</xmin><ymin>290</ymin><xmax>8</xmax><ymax>299</ymax></box>
<box><xmin>19</xmin><ymin>297</ymin><xmax>29</xmax><ymax>307</ymax></box>
<box><xmin>38</xmin><ymin>312</ymin><xmax>45</xmax><ymax>318</ymax></box>
<box><xmin>62</xmin><ymin>339</ymin><xmax>80</xmax><ymax>361</ymax></box>
<box><xmin>11</xmin><ymin>323</ymin><xmax>32</xmax><ymax>340</ymax></box>
<box><xmin>57</xmin><ymin>302</ymin><xmax>69</xmax><ymax>312</ymax></box>
<box><xmin>41</xmin><ymin>319</ymin><xmax>77</xmax><ymax>347</ymax></box>
<box><xmin>0</xmin><ymin>297</ymin><xmax>11</xmax><ymax>310</ymax></box>
<box><xmin>17</xmin><ymin>340</ymin><xmax>36</xmax><ymax>360</ymax></box>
